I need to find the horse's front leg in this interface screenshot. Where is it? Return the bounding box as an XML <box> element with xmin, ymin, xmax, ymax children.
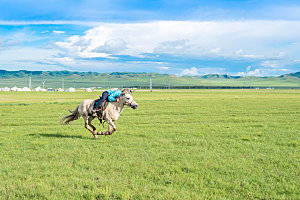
<box><xmin>97</xmin><ymin>124</ymin><xmax>112</xmax><ymax>136</ymax></box>
<box><xmin>104</xmin><ymin>120</ymin><xmax>116</xmax><ymax>135</ymax></box>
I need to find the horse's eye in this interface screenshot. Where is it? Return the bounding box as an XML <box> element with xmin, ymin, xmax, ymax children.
<box><xmin>127</xmin><ymin>97</ymin><xmax>130</xmax><ymax>100</ymax></box>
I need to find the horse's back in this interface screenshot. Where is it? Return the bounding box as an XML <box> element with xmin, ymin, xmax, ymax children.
<box><xmin>78</xmin><ymin>99</ymin><xmax>94</xmax><ymax>116</ymax></box>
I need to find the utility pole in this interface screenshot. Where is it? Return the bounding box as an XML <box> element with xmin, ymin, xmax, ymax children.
<box><xmin>42</xmin><ymin>81</ymin><xmax>45</xmax><ymax>89</ymax></box>
<box><xmin>62</xmin><ymin>79</ymin><xmax>64</xmax><ymax>90</ymax></box>
<box><xmin>150</xmin><ymin>78</ymin><xmax>152</xmax><ymax>92</ymax></box>
<box><xmin>168</xmin><ymin>81</ymin><xmax>170</xmax><ymax>90</ymax></box>
<box><xmin>29</xmin><ymin>76</ymin><xmax>31</xmax><ymax>89</ymax></box>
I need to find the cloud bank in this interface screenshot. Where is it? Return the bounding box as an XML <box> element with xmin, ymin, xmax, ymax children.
<box><xmin>53</xmin><ymin>20</ymin><xmax>300</xmax><ymax>75</ymax></box>
<box><xmin>0</xmin><ymin>20</ymin><xmax>299</xmax><ymax>75</ymax></box>
<box><xmin>56</xmin><ymin>21</ymin><xmax>300</xmax><ymax>58</ymax></box>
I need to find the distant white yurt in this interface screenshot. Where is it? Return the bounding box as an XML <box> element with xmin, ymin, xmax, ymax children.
<box><xmin>85</xmin><ymin>88</ymin><xmax>92</xmax><ymax>92</ymax></box>
<box><xmin>34</xmin><ymin>86</ymin><xmax>42</xmax><ymax>92</ymax></box>
<box><xmin>11</xmin><ymin>86</ymin><xmax>18</xmax><ymax>91</ymax></box>
<box><xmin>23</xmin><ymin>87</ymin><xmax>31</xmax><ymax>92</ymax></box>
<box><xmin>41</xmin><ymin>88</ymin><xmax>47</xmax><ymax>91</ymax></box>
<box><xmin>47</xmin><ymin>88</ymin><xmax>55</xmax><ymax>91</ymax></box>
<box><xmin>68</xmin><ymin>87</ymin><xmax>75</xmax><ymax>92</ymax></box>
<box><xmin>2</xmin><ymin>87</ymin><xmax>10</xmax><ymax>91</ymax></box>
<box><xmin>16</xmin><ymin>88</ymin><xmax>24</xmax><ymax>92</ymax></box>
<box><xmin>57</xmin><ymin>88</ymin><xmax>64</xmax><ymax>92</ymax></box>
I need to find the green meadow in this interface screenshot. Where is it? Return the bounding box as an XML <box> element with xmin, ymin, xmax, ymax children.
<box><xmin>0</xmin><ymin>90</ymin><xmax>299</xmax><ymax>199</ymax></box>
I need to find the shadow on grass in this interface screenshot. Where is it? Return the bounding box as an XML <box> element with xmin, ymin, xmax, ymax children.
<box><xmin>27</xmin><ymin>133</ymin><xmax>91</xmax><ymax>139</ymax></box>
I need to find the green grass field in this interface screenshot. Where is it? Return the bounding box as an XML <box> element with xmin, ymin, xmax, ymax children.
<box><xmin>0</xmin><ymin>90</ymin><xmax>299</xmax><ymax>199</ymax></box>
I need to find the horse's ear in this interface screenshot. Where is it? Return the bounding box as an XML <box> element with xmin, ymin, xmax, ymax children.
<box><xmin>122</xmin><ymin>88</ymin><xmax>132</xmax><ymax>94</ymax></box>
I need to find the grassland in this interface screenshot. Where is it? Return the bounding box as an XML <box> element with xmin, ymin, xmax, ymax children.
<box><xmin>0</xmin><ymin>90</ymin><xmax>299</xmax><ymax>199</ymax></box>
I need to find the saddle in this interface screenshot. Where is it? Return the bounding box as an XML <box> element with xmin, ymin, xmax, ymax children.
<box><xmin>94</xmin><ymin>100</ymin><xmax>109</xmax><ymax>124</ymax></box>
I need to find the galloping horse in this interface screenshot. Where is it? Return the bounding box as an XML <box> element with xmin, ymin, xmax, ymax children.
<box><xmin>61</xmin><ymin>89</ymin><xmax>138</xmax><ymax>138</ymax></box>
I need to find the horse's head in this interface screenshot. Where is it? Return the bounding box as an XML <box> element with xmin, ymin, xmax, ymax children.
<box><xmin>120</xmin><ymin>89</ymin><xmax>138</xmax><ymax>109</ymax></box>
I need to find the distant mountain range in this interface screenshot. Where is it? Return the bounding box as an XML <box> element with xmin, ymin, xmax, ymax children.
<box><xmin>278</xmin><ymin>71</ymin><xmax>300</xmax><ymax>78</ymax></box>
<box><xmin>0</xmin><ymin>70</ymin><xmax>299</xmax><ymax>89</ymax></box>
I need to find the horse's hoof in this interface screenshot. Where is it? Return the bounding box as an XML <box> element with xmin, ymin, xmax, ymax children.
<box><xmin>93</xmin><ymin>135</ymin><xmax>98</xmax><ymax>139</ymax></box>
<box><xmin>97</xmin><ymin>132</ymin><xmax>104</xmax><ymax>135</ymax></box>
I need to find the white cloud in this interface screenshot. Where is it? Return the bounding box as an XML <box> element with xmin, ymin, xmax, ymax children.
<box><xmin>260</xmin><ymin>60</ymin><xmax>281</xmax><ymax>68</ymax></box>
<box><xmin>242</xmin><ymin>54</ymin><xmax>264</xmax><ymax>59</ymax></box>
<box><xmin>56</xmin><ymin>20</ymin><xmax>300</xmax><ymax>62</ymax></box>
<box><xmin>53</xmin><ymin>30</ymin><xmax>66</xmax><ymax>34</ymax></box>
<box><xmin>210</xmin><ymin>47</ymin><xmax>221</xmax><ymax>54</ymax></box>
<box><xmin>246</xmin><ymin>65</ymin><xmax>251</xmax><ymax>72</ymax></box>
<box><xmin>52</xmin><ymin>57</ymin><xmax>74</xmax><ymax>63</ymax></box>
<box><xmin>247</xmin><ymin>69</ymin><xmax>261</xmax><ymax>76</ymax></box>
<box><xmin>178</xmin><ymin>67</ymin><xmax>225</xmax><ymax>76</ymax></box>
<box><xmin>0</xmin><ymin>39</ymin><xmax>20</xmax><ymax>51</ymax></box>
<box><xmin>156</xmin><ymin>66</ymin><xmax>170</xmax><ymax>70</ymax></box>
<box><xmin>180</xmin><ymin>67</ymin><xmax>199</xmax><ymax>76</ymax></box>
<box><xmin>237</xmin><ymin>64</ymin><xmax>291</xmax><ymax>76</ymax></box>
<box><xmin>236</xmin><ymin>72</ymin><xmax>245</xmax><ymax>76</ymax></box>
<box><xmin>153</xmin><ymin>39</ymin><xmax>190</xmax><ymax>55</ymax></box>
<box><xmin>0</xmin><ymin>47</ymin><xmax>65</xmax><ymax>71</ymax></box>
<box><xmin>235</xmin><ymin>49</ymin><xmax>244</xmax><ymax>55</ymax></box>
<box><xmin>93</xmin><ymin>38</ymin><xmax>127</xmax><ymax>54</ymax></box>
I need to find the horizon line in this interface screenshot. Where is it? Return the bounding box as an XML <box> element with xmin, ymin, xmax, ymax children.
<box><xmin>0</xmin><ymin>69</ymin><xmax>298</xmax><ymax>77</ymax></box>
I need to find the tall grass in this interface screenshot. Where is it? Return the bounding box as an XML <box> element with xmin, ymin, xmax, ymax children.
<box><xmin>0</xmin><ymin>90</ymin><xmax>299</xmax><ymax>199</ymax></box>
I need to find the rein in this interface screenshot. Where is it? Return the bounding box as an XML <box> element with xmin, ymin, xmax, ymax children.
<box><xmin>119</xmin><ymin>107</ymin><xmax>124</xmax><ymax>116</ymax></box>
<box><xmin>103</xmin><ymin>102</ymin><xmax>110</xmax><ymax>111</ymax></box>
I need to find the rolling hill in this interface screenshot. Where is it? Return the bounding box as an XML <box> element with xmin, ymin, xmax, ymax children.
<box><xmin>0</xmin><ymin>70</ymin><xmax>299</xmax><ymax>89</ymax></box>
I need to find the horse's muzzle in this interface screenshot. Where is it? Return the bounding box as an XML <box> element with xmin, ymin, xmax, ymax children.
<box><xmin>131</xmin><ymin>104</ymin><xmax>138</xmax><ymax>109</ymax></box>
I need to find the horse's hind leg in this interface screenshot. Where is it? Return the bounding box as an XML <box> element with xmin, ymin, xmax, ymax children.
<box><xmin>84</xmin><ymin>116</ymin><xmax>98</xmax><ymax>139</ymax></box>
<box><xmin>88</xmin><ymin>116</ymin><xmax>96</xmax><ymax>132</ymax></box>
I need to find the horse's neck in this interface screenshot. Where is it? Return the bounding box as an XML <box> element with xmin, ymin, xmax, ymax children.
<box><xmin>110</xmin><ymin>101</ymin><xmax>124</xmax><ymax>113</ymax></box>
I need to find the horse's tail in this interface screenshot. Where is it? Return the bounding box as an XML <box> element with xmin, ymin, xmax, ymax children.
<box><xmin>60</xmin><ymin>105</ymin><xmax>81</xmax><ymax>124</ymax></box>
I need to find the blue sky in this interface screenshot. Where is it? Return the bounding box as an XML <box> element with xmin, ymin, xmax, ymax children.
<box><xmin>0</xmin><ymin>0</ymin><xmax>300</xmax><ymax>76</ymax></box>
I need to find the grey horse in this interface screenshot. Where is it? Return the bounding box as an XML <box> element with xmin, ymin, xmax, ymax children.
<box><xmin>61</xmin><ymin>89</ymin><xmax>138</xmax><ymax>138</ymax></box>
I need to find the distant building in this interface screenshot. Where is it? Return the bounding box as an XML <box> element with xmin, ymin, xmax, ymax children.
<box><xmin>57</xmin><ymin>88</ymin><xmax>64</xmax><ymax>92</ymax></box>
<box><xmin>23</xmin><ymin>87</ymin><xmax>31</xmax><ymax>92</ymax></box>
<box><xmin>1</xmin><ymin>87</ymin><xmax>10</xmax><ymax>91</ymax></box>
<box><xmin>47</xmin><ymin>88</ymin><xmax>55</xmax><ymax>91</ymax></box>
<box><xmin>11</xmin><ymin>86</ymin><xmax>18</xmax><ymax>91</ymax></box>
<box><xmin>34</xmin><ymin>86</ymin><xmax>42</xmax><ymax>92</ymax></box>
<box><xmin>85</xmin><ymin>88</ymin><xmax>92</xmax><ymax>92</ymax></box>
<box><xmin>68</xmin><ymin>87</ymin><xmax>75</xmax><ymax>92</ymax></box>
